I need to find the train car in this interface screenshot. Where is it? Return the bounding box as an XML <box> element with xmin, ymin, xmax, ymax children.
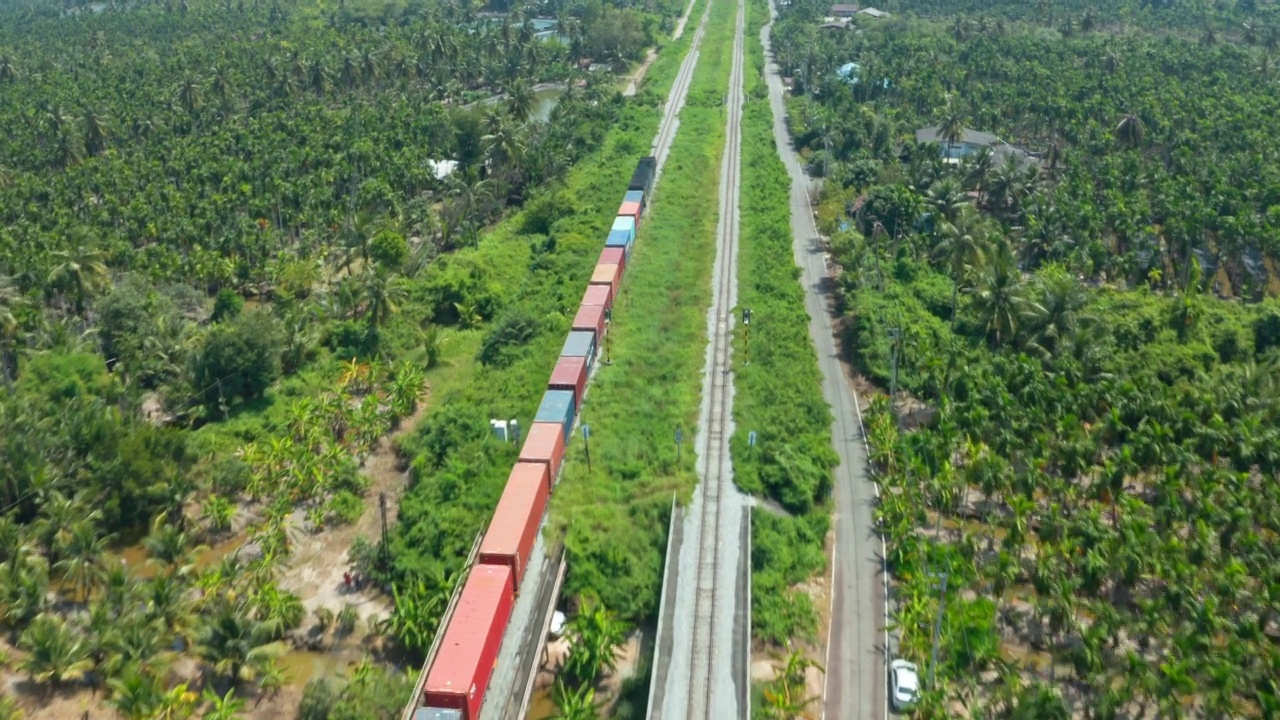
<box><xmin>572</xmin><ymin>303</ymin><xmax>607</xmax><ymax>348</ymax></box>
<box><xmin>536</xmin><ymin>389</ymin><xmax>576</xmax><ymax>442</ymax></box>
<box><xmin>549</xmin><ymin>356</ymin><xmax>589</xmax><ymax>409</ymax></box>
<box><xmin>561</xmin><ymin>330</ymin><xmax>597</xmax><ymax>365</ymax></box>
<box><xmin>582</xmin><ymin>283</ymin><xmax>612</xmax><ymax>310</ymax></box>
<box><xmin>418</xmin><ymin>565</ymin><xmax>515</xmax><ymax>720</ymax></box>
<box><xmin>605</xmin><ymin>229</ymin><xmax>634</xmax><ymax>260</ymax></box>
<box><xmin>599</xmin><ymin>246</ymin><xmax>627</xmax><ymax>276</ymax></box>
<box><xmin>624</xmin><ymin>189</ymin><xmax>645</xmax><ymax>211</ymax></box>
<box><xmin>590</xmin><ymin>262</ymin><xmax>623</xmax><ymax>304</ymax></box>
<box><xmin>618</xmin><ymin>200</ymin><xmax>642</xmax><ymax>228</ymax></box>
<box><xmin>519</xmin><ymin>422</ymin><xmax>567</xmax><ymax>481</ymax></box>
<box><xmin>478</xmin><ymin>462</ymin><xmax>551</xmax><ymax>588</ymax></box>
<box><xmin>611</xmin><ymin>215</ymin><xmax>636</xmax><ymax>242</ymax></box>
<box><xmin>628</xmin><ymin>156</ymin><xmax>656</xmax><ymax>197</ymax></box>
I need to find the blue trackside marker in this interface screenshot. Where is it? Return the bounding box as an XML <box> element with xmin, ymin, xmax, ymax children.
<box><xmin>748</xmin><ymin>431</ymin><xmax>757</xmax><ymax>447</ymax></box>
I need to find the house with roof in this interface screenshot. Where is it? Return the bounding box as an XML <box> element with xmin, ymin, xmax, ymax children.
<box><xmin>858</xmin><ymin>7</ymin><xmax>890</xmax><ymax>18</ymax></box>
<box><xmin>915</xmin><ymin>126</ymin><xmax>1037</xmax><ymax>168</ymax></box>
<box><xmin>830</xmin><ymin>3</ymin><xmax>860</xmax><ymax>16</ymax></box>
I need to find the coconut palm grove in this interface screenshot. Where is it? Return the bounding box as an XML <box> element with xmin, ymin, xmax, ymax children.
<box><xmin>3</xmin><ymin>0</ymin><xmax>1280</xmax><ymax>716</ymax></box>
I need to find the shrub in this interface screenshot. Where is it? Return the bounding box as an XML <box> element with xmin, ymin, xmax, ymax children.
<box><xmin>190</xmin><ymin>310</ymin><xmax>283</xmax><ymax>411</ymax></box>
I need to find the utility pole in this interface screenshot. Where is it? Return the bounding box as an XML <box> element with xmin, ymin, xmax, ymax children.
<box><xmin>675</xmin><ymin>426</ymin><xmax>683</xmax><ymax>463</ymax></box>
<box><xmin>378</xmin><ymin>491</ymin><xmax>390</xmax><ymax>570</ymax></box>
<box><xmin>582</xmin><ymin>424</ymin><xmax>592</xmax><ymax>472</ymax></box>
<box><xmin>928</xmin><ymin>571</ymin><xmax>949</xmax><ymax>690</ymax></box>
<box><xmin>604</xmin><ymin>307</ymin><xmax>613</xmax><ymax>365</ymax></box>
<box><xmin>888</xmin><ymin>327</ymin><xmax>901</xmax><ymax>428</ymax></box>
<box><xmin>742</xmin><ymin>308</ymin><xmax>752</xmax><ymax>366</ymax></box>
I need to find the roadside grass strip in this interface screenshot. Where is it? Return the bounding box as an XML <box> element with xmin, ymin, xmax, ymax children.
<box><xmin>730</xmin><ymin>0</ymin><xmax>837</xmax><ymax>645</ymax></box>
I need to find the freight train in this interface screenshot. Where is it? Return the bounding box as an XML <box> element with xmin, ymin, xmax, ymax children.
<box><xmin>408</xmin><ymin>156</ymin><xmax>657</xmax><ymax>720</ymax></box>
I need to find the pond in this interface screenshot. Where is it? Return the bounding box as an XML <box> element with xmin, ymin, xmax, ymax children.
<box><xmin>475</xmin><ymin>85</ymin><xmax>566</xmax><ymax>124</ymax></box>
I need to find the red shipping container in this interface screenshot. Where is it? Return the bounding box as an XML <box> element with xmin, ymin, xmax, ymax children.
<box><xmin>618</xmin><ymin>201</ymin><xmax>642</xmax><ymax>226</ymax></box>
<box><xmin>549</xmin><ymin>355</ymin><xmax>588</xmax><ymax>408</ymax></box>
<box><xmin>519</xmin><ymin>422</ymin><xmax>567</xmax><ymax>481</ymax></box>
<box><xmin>599</xmin><ymin>246</ymin><xmax>627</xmax><ymax>275</ymax></box>
<box><xmin>422</xmin><ymin>564</ymin><xmax>514</xmax><ymax>720</ymax></box>
<box><xmin>478</xmin><ymin>463</ymin><xmax>550</xmax><ymax>589</ymax></box>
<box><xmin>572</xmin><ymin>303</ymin><xmax>607</xmax><ymax>345</ymax></box>
<box><xmin>582</xmin><ymin>283</ymin><xmax>612</xmax><ymax>309</ymax></box>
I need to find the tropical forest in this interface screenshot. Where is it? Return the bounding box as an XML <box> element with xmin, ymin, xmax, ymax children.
<box><xmin>0</xmin><ymin>0</ymin><xmax>681</xmax><ymax>714</ymax></box>
<box><xmin>771</xmin><ymin>0</ymin><xmax>1280</xmax><ymax>716</ymax></box>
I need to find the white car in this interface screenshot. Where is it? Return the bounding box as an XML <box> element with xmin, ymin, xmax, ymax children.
<box><xmin>889</xmin><ymin>659</ymin><xmax>920</xmax><ymax>712</ymax></box>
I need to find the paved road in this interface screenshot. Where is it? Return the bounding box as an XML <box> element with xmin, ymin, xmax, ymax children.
<box><xmin>760</xmin><ymin>4</ymin><xmax>889</xmax><ymax>720</ymax></box>
<box><xmin>650</xmin><ymin>0</ymin><xmax>750</xmax><ymax>718</ymax></box>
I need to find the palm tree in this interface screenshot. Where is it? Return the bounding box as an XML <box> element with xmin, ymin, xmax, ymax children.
<box><xmin>18</xmin><ymin>613</ymin><xmax>93</xmax><ymax>690</ymax></box>
<box><xmin>968</xmin><ymin>239</ymin><xmax>1044</xmax><ymax>348</ymax></box>
<box><xmin>48</xmin><ymin>246</ymin><xmax>110</xmax><ymax>315</ymax></box>
<box><xmin>0</xmin><ymin>274</ymin><xmax>25</xmax><ymax>384</ymax></box>
<box><xmin>1114</xmin><ymin>113</ymin><xmax>1145</xmax><ymax>149</ymax></box>
<box><xmin>761</xmin><ymin>645</ymin><xmax>824</xmax><ymax>719</ymax></box>
<box><xmin>925</xmin><ymin>177</ymin><xmax>969</xmax><ymax>225</ymax></box>
<box><xmin>563</xmin><ymin>598</ymin><xmax>628</xmax><ymax>686</ymax></box>
<box><xmin>201</xmin><ymin>687</ymin><xmax>246</xmax><ymax>720</ymax></box>
<box><xmin>107</xmin><ymin>664</ymin><xmax>166</xmax><ymax>720</ymax></box>
<box><xmin>938</xmin><ymin>108</ymin><xmax>966</xmax><ymax>162</ymax></box>
<box><xmin>54</xmin><ymin>519</ymin><xmax>109</xmax><ymax>602</ymax></box>
<box><xmin>933</xmin><ymin>208</ymin><xmax>990</xmax><ymax>329</ymax></box>
<box><xmin>177</xmin><ymin>76</ymin><xmax>202</xmax><ymax>116</ymax></box>
<box><xmin>506</xmin><ymin>79</ymin><xmax>535</xmax><ymax>122</ymax></box>
<box><xmin>361</xmin><ymin>270</ymin><xmax>406</xmax><ymax>329</ymax></box>
<box><xmin>550</xmin><ymin>679</ymin><xmax>599</xmax><ymax>720</ymax></box>
<box><xmin>0</xmin><ymin>55</ymin><xmax>19</xmax><ymax>83</ymax></box>
<box><xmin>196</xmin><ymin>604</ymin><xmax>286</xmax><ymax>686</ymax></box>
<box><xmin>82</xmin><ymin>110</ymin><xmax>110</xmax><ymax>157</ymax></box>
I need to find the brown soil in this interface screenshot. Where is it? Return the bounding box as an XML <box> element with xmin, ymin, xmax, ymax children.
<box><xmin>276</xmin><ymin>401</ymin><xmax>430</xmax><ymax>628</ymax></box>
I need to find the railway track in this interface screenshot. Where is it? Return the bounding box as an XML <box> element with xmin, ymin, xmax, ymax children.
<box><xmin>651</xmin><ymin>0</ymin><xmax>712</xmax><ymax>177</ymax></box>
<box><xmin>682</xmin><ymin>0</ymin><xmax>746</xmax><ymax>717</ymax></box>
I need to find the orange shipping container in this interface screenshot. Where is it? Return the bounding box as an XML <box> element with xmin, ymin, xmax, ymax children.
<box><xmin>519</xmin><ymin>422</ymin><xmax>567</xmax><ymax>482</ymax></box>
<box><xmin>478</xmin><ymin>462</ymin><xmax>551</xmax><ymax>589</ymax></box>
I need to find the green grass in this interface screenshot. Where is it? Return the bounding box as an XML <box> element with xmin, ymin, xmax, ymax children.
<box><xmin>545</xmin><ymin>0</ymin><xmax>740</xmax><ymax>621</ymax></box>
<box><xmin>731</xmin><ymin>0</ymin><xmax>836</xmax><ymax>645</ymax></box>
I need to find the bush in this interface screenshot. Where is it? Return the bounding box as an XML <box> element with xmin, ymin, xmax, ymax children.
<box><xmin>210</xmin><ymin>288</ymin><xmax>244</xmax><ymax>322</ymax></box>
<box><xmin>477</xmin><ymin>310</ymin><xmax>542</xmax><ymax>367</ymax></box>
<box><xmin>190</xmin><ymin>310</ymin><xmax>283</xmax><ymax>411</ymax></box>
<box><xmin>325</xmin><ymin>320</ymin><xmax>380</xmax><ymax>359</ymax></box>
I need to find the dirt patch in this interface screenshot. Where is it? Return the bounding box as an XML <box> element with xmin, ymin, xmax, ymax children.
<box><xmin>623</xmin><ymin>49</ymin><xmax>659</xmax><ymax>97</ymax></box>
<box><xmin>276</xmin><ymin>402</ymin><xmax>430</xmax><ymax>627</ymax></box>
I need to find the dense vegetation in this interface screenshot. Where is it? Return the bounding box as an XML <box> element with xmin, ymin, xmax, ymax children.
<box><xmin>734</xmin><ymin>0</ymin><xmax>834</xmax><ymax>648</ymax></box>
<box><xmin>0</xmin><ymin>0</ymin><xmax>685</xmax><ymax>714</ymax></box>
<box><xmin>772</xmin><ymin>0</ymin><xmax>1280</xmax><ymax>716</ymax></box>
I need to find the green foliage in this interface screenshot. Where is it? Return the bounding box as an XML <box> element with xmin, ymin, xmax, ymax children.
<box><xmin>296</xmin><ymin>664</ymin><xmax>412</xmax><ymax>720</ymax></box>
<box><xmin>477</xmin><ymin>309</ymin><xmax>542</xmax><ymax>367</ymax></box>
<box><xmin>210</xmin><ymin>289</ymin><xmax>244</xmax><ymax>323</ymax></box>
<box><xmin>732</xmin><ymin>6</ymin><xmax>834</xmax><ymax>643</ymax></box>
<box><xmin>191</xmin><ymin>310</ymin><xmax>283</xmax><ymax>412</ymax></box>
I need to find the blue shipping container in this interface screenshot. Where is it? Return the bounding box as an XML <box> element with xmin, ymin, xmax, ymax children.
<box><xmin>611</xmin><ymin>216</ymin><xmax>636</xmax><ymax>241</ymax></box>
<box><xmin>536</xmin><ymin>390</ymin><xmax>576</xmax><ymax>443</ymax></box>
<box><xmin>606</xmin><ymin>230</ymin><xmax>633</xmax><ymax>259</ymax></box>
<box><xmin>624</xmin><ymin>190</ymin><xmax>644</xmax><ymax>204</ymax></box>
<box><xmin>561</xmin><ymin>331</ymin><xmax>596</xmax><ymax>363</ymax></box>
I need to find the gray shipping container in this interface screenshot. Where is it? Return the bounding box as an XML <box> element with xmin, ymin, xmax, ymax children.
<box><xmin>536</xmin><ymin>389</ymin><xmax>576</xmax><ymax>443</ymax></box>
<box><xmin>561</xmin><ymin>331</ymin><xmax>597</xmax><ymax>363</ymax></box>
